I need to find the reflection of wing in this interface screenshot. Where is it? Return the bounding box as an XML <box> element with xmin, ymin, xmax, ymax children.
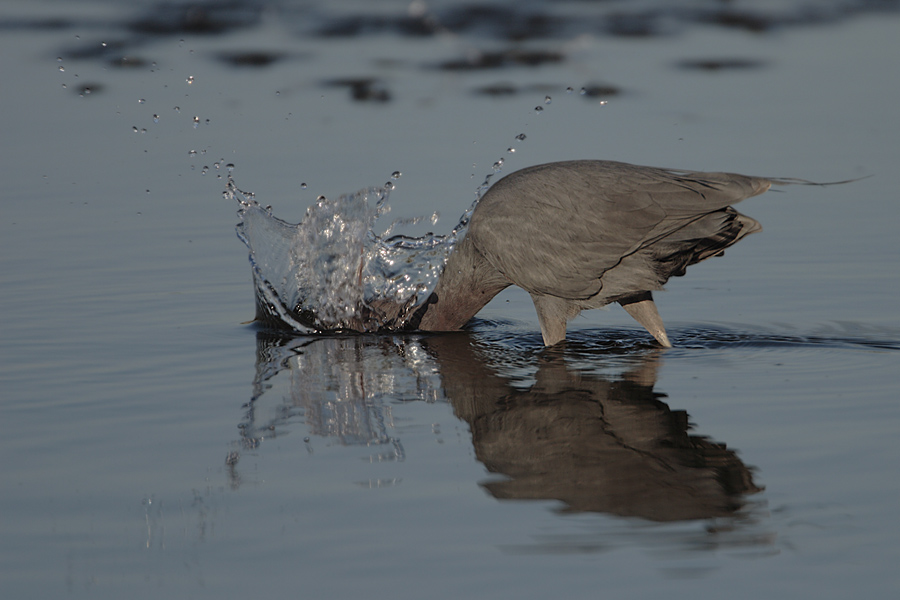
<box><xmin>469</xmin><ymin>161</ymin><xmax>770</xmax><ymax>299</ymax></box>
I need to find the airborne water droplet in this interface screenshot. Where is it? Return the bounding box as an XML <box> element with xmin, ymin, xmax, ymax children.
<box><xmin>58</xmin><ymin>65</ymin><xmax>65</xmax><ymax>72</ymax></box>
<box><xmin>384</xmin><ymin>181</ymin><xmax>395</xmax><ymax>190</ymax></box>
<box><xmin>515</xmin><ymin>133</ymin><xmax>526</xmax><ymax>141</ymax></box>
<box><xmin>391</xmin><ymin>171</ymin><xmax>401</xmax><ymax>179</ymax></box>
<box><xmin>534</xmin><ymin>106</ymin><xmax>543</xmax><ymax>113</ymax></box>
<box><xmin>507</xmin><ymin>147</ymin><xmax>515</xmax><ymax>153</ymax></box>
<box><xmin>544</xmin><ymin>95</ymin><xmax>552</xmax><ymax>104</ymax></box>
<box><xmin>226</xmin><ymin>163</ymin><xmax>235</xmax><ymax>172</ymax></box>
<box><xmin>138</xmin><ymin>98</ymin><xmax>145</xmax><ymax>104</ymax></box>
<box><xmin>186</xmin><ymin>75</ymin><xmax>194</xmax><ymax>85</ymax></box>
<box><xmin>153</xmin><ymin>114</ymin><xmax>160</xmax><ymax>123</ymax></box>
<box><xmin>566</xmin><ymin>86</ymin><xmax>574</xmax><ymax>94</ymax></box>
<box><xmin>300</xmin><ymin>183</ymin><xmax>308</xmax><ymax>189</ymax></box>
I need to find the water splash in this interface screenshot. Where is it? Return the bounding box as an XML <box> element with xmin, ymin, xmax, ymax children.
<box><xmin>225</xmin><ymin>176</ymin><xmax>473</xmax><ymax>333</ymax></box>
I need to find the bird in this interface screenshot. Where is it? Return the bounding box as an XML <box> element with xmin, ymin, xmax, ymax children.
<box><xmin>414</xmin><ymin>159</ymin><xmax>776</xmax><ymax>347</ymax></box>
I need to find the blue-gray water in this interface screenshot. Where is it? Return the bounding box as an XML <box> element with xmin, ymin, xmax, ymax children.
<box><xmin>2</xmin><ymin>1</ymin><xmax>899</xmax><ymax>598</ymax></box>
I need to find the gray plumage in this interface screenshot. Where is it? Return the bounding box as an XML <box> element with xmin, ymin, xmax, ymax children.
<box><xmin>417</xmin><ymin>160</ymin><xmax>774</xmax><ymax>346</ymax></box>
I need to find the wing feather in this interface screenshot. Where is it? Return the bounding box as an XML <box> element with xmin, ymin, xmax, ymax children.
<box><xmin>468</xmin><ymin>160</ymin><xmax>770</xmax><ymax>299</ymax></box>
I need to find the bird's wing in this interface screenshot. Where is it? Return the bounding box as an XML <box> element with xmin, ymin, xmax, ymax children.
<box><xmin>468</xmin><ymin>160</ymin><xmax>770</xmax><ymax>299</ymax></box>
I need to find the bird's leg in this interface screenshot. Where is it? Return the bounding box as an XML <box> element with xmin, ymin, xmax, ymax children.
<box><xmin>530</xmin><ymin>294</ymin><xmax>572</xmax><ymax>346</ymax></box>
<box><xmin>619</xmin><ymin>292</ymin><xmax>672</xmax><ymax>348</ymax></box>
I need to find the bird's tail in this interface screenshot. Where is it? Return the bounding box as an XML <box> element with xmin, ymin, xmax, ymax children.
<box><xmin>766</xmin><ymin>174</ymin><xmax>871</xmax><ymax>187</ymax></box>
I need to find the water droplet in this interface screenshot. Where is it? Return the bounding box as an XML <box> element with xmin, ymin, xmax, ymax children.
<box><xmin>138</xmin><ymin>98</ymin><xmax>145</xmax><ymax>104</ymax></box>
<box><xmin>579</xmin><ymin>87</ymin><xmax>587</xmax><ymax>96</ymax></box>
<box><xmin>544</xmin><ymin>95</ymin><xmax>552</xmax><ymax>104</ymax></box>
<box><xmin>226</xmin><ymin>163</ymin><xmax>235</xmax><ymax>172</ymax></box>
<box><xmin>188</xmin><ymin>149</ymin><xmax>197</xmax><ymax>157</ymax></box>
<box><xmin>275</xmin><ymin>90</ymin><xmax>280</xmax><ymax>96</ymax></box>
<box><xmin>384</xmin><ymin>181</ymin><xmax>395</xmax><ymax>190</ymax></box>
<box><xmin>515</xmin><ymin>133</ymin><xmax>526</xmax><ymax>141</ymax></box>
<box><xmin>58</xmin><ymin>65</ymin><xmax>65</xmax><ymax>72</ymax></box>
<box><xmin>57</xmin><ymin>57</ymin><xmax>62</xmax><ymax>62</ymax></box>
<box><xmin>61</xmin><ymin>83</ymin><xmax>67</xmax><ymax>89</ymax></box>
<box><xmin>391</xmin><ymin>171</ymin><xmax>402</xmax><ymax>179</ymax></box>
<box><xmin>303</xmin><ymin>437</ymin><xmax>310</xmax><ymax>443</ymax></box>
<box><xmin>201</xmin><ymin>166</ymin><xmax>209</xmax><ymax>175</ymax></box>
<box><xmin>507</xmin><ymin>147</ymin><xmax>516</xmax><ymax>153</ymax></box>
<box><xmin>186</xmin><ymin>75</ymin><xmax>194</xmax><ymax>84</ymax></box>
<box><xmin>566</xmin><ymin>86</ymin><xmax>574</xmax><ymax>94</ymax></box>
<box><xmin>599</xmin><ymin>100</ymin><xmax>609</xmax><ymax>106</ymax></box>
<box><xmin>192</xmin><ymin>116</ymin><xmax>200</xmax><ymax>128</ymax></box>
<box><xmin>316</xmin><ymin>195</ymin><xmax>326</xmax><ymax>202</ymax></box>
<box><xmin>300</xmin><ymin>183</ymin><xmax>308</xmax><ymax>189</ymax></box>
<box><xmin>153</xmin><ymin>114</ymin><xmax>160</xmax><ymax>123</ymax></box>
<box><xmin>173</xmin><ymin>106</ymin><xmax>180</xmax><ymax>112</ymax></box>
<box><xmin>74</xmin><ymin>34</ymin><xmax>80</xmax><ymax>40</ymax></box>
<box><xmin>132</xmin><ymin>126</ymin><xmax>139</xmax><ymax>133</ymax></box>
<box><xmin>101</xmin><ymin>41</ymin><xmax>107</xmax><ymax>47</ymax></box>
<box><xmin>534</xmin><ymin>106</ymin><xmax>543</xmax><ymax>113</ymax></box>
<box><xmin>431</xmin><ymin>212</ymin><xmax>439</xmax><ymax>225</ymax></box>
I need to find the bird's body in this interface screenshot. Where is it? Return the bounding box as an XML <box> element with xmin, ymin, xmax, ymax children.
<box><xmin>416</xmin><ymin>160</ymin><xmax>773</xmax><ymax>346</ymax></box>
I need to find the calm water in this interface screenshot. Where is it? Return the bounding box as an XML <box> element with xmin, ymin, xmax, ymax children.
<box><xmin>2</xmin><ymin>1</ymin><xmax>899</xmax><ymax>598</ymax></box>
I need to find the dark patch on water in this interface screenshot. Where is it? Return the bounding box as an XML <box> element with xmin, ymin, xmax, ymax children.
<box><xmin>307</xmin><ymin>1</ymin><xmax>900</xmax><ymax>41</ymax></box>
<box><xmin>127</xmin><ymin>1</ymin><xmax>262</xmax><ymax>36</ymax></box>
<box><xmin>694</xmin><ymin>9</ymin><xmax>780</xmax><ymax>33</ymax></box>
<box><xmin>322</xmin><ymin>77</ymin><xmax>392</xmax><ymax>103</ymax></box>
<box><xmin>433</xmin><ymin>48</ymin><xmax>565</xmax><ymax>71</ymax></box>
<box><xmin>472</xmin><ymin>81</ymin><xmax>617</xmax><ymax>98</ymax></box>
<box><xmin>315</xmin><ymin>13</ymin><xmax>438</xmax><ymax>38</ymax></box>
<box><xmin>579</xmin><ymin>83</ymin><xmax>622</xmax><ymax>98</ymax></box>
<box><xmin>676</xmin><ymin>58</ymin><xmax>769</xmax><ymax>72</ymax></box>
<box><xmin>216</xmin><ymin>50</ymin><xmax>288</xmax><ymax>68</ymax></box>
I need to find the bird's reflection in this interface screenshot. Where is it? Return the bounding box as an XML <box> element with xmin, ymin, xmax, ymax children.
<box><xmin>230</xmin><ymin>329</ymin><xmax>760</xmax><ymax>522</ymax></box>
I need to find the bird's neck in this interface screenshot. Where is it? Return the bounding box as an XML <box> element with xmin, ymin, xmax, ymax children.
<box><xmin>416</xmin><ymin>234</ymin><xmax>510</xmax><ymax>331</ymax></box>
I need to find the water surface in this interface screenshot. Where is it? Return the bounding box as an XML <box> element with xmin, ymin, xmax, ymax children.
<box><xmin>2</xmin><ymin>1</ymin><xmax>899</xmax><ymax>598</ymax></box>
